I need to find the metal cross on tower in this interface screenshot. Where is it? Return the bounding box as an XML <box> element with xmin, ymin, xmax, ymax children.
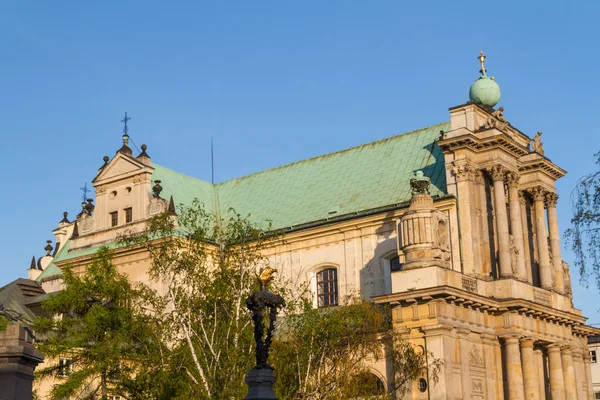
<box><xmin>80</xmin><ymin>183</ymin><xmax>91</xmax><ymax>203</ymax></box>
<box><xmin>121</xmin><ymin>112</ymin><xmax>131</xmax><ymax>134</ymax></box>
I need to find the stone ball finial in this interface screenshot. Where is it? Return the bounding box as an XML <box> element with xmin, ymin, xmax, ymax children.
<box><xmin>141</xmin><ymin>144</ymin><xmax>147</xmax><ymax>151</ymax></box>
<box><xmin>469</xmin><ymin>50</ymin><xmax>501</xmax><ymax>107</ymax></box>
<box><xmin>103</xmin><ymin>155</ymin><xmax>109</xmax><ymax>164</ymax></box>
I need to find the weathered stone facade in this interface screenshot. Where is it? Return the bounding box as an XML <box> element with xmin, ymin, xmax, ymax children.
<box><xmin>28</xmin><ymin>100</ymin><xmax>597</xmax><ymax>399</ymax></box>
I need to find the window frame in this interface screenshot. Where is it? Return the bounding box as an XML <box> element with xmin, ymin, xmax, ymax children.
<box><xmin>124</xmin><ymin>207</ymin><xmax>133</xmax><ymax>224</ymax></box>
<box><xmin>316</xmin><ymin>267</ymin><xmax>339</xmax><ymax>308</ymax></box>
<box><xmin>58</xmin><ymin>357</ymin><xmax>73</xmax><ymax>378</ymax></box>
<box><xmin>591</xmin><ymin>350</ymin><xmax>597</xmax><ymax>363</ymax></box>
<box><xmin>110</xmin><ymin>211</ymin><xmax>118</xmax><ymax>227</ymax></box>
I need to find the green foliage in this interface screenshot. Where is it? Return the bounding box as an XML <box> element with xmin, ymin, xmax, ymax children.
<box><xmin>565</xmin><ymin>151</ymin><xmax>600</xmax><ymax>289</ymax></box>
<box><xmin>34</xmin><ymin>247</ymin><xmax>165</xmax><ymax>400</ymax></box>
<box><xmin>119</xmin><ymin>199</ymin><xmax>281</xmax><ymax>399</ymax></box>
<box><xmin>0</xmin><ymin>315</ymin><xmax>9</xmax><ymax>331</ymax></box>
<box><xmin>271</xmin><ymin>297</ymin><xmax>443</xmax><ymax>399</ymax></box>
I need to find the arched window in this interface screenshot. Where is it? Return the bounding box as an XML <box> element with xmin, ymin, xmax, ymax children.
<box><xmin>316</xmin><ymin>268</ymin><xmax>338</xmax><ymax>308</ymax></box>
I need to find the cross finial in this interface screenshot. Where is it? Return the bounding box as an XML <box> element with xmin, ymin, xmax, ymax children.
<box><xmin>80</xmin><ymin>182</ymin><xmax>90</xmax><ymax>203</ymax></box>
<box><xmin>478</xmin><ymin>50</ymin><xmax>487</xmax><ymax>76</ymax></box>
<box><xmin>121</xmin><ymin>112</ymin><xmax>131</xmax><ymax>135</ymax></box>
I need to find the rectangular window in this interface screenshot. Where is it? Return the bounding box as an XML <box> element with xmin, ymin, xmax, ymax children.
<box><xmin>317</xmin><ymin>268</ymin><xmax>338</xmax><ymax>308</ymax></box>
<box><xmin>58</xmin><ymin>357</ymin><xmax>72</xmax><ymax>377</ymax></box>
<box><xmin>124</xmin><ymin>207</ymin><xmax>132</xmax><ymax>223</ymax></box>
<box><xmin>595</xmin><ymin>393</ymin><xmax>600</xmax><ymax>400</ymax></box>
<box><xmin>591</xmin><ymin>350</ymin><xmax>597</xmax><ymax>363</ymax></box>
<box><xmin>110</xmin><ymin>211</ymin><xmax>118</xmax><ymax>227</ymax></box>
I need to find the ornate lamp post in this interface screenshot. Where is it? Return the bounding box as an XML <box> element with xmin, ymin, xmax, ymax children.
<box><xmin>244</xmin><ymin>267</ymin><xmax>286</xmax><ymax>400</ymax></box>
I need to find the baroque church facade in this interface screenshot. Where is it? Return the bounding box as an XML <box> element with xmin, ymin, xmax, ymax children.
<box><xmin>22</xmin><ymin>53</ymin><xmax>598</xmax><ymax>399</ymax></box>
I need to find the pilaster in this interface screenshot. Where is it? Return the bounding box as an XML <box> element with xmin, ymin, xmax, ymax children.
<box><xmin>519</xmin><ymin>192</ymin><xmax>533</xmax><ymax>284</ymax></box>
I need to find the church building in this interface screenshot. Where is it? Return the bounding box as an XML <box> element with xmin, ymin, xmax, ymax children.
<box><xmin>20</xmin><ymin>52</ymin><xmax>599</xmax><ymax>399</ymax></box>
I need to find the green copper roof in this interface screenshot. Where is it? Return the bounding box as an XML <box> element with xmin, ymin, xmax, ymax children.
<box><xmin>44</xmin><ymin>121</ymin><xmax>450</xmax><ymax>275</ymax></box>
<box><xmin>216</xmin><ymin>122</ymin><xmax>449</xmax><ymax>229</ymax></box>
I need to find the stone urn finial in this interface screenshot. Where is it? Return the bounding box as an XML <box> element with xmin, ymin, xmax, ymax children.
<box><xmin>410</xmin><ymin>170</ymin><xmax>430</xmax><ymax>195</ymax></box>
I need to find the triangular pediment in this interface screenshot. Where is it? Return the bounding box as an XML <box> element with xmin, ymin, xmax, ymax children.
<box><xmin>93</xmin><ymin>153</ymin><xmax>152</xmax><ymax>184</ymax></box>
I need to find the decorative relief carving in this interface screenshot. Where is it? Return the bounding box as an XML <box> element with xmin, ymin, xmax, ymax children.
<box><xmin>79</xmin><ymin>215</ymin><xmax>95</xmax><ymax>234</ymax></box>
<box><xmin>148</xmin><ymin>197</ymin><xmax>167</xmax><ymax>216</ymax></box>
<box><xmin>563</xmin><ymin>262</ymin><xmax>573</xmax><ymax>296</ymax></box>
<box><xmin>531</xmin><ymin>131</ymin><xmax>545</xmax><ymax>155</ymax></box>
<box><xmin>472</xmin><ymin>379</ymin><xmax>484</xmax><ymax>395</ymax></box>
<box><xmin>482</xmin><ymin>106</ymin><xmax>509</xmax><ymax>132</ymax></box>
<box><xmin>469</xmin><ymin>346</ymin><xmax>485</xmax><ymax>367</ymax></box>
<box><xmin>462</xmin><ymin>276</ymin><xmax>478</xmax><ymax>293</ymax></box>
<box><xmin>509</xmin><ymin>235</ymin><xmax>519</xmax><ymax>275</ymax></box>
<box><xmin>533</xmin><ymin>288</ymin><xmax>552</xmax><ymax>306</ymax></box>
<box><xmin>486</xmin><ymin>165</ymin><xmax>506</xmax><ymax>182</ymax></box>
<box><xmin>506</xmin><ymin>172</ymin><xmax>520</xmax><ymax>188</ymax></box>
<box><xmin>545</xmin><ymin>192</ymin><xmax>559</xmax><ymax>208</ymax></box>
<box><xmin>529</xmin><ymin>186</ymin><xmax>547</xmax><ymax>202</ymax></box>
<box><xmin>452</xmin><ymin>164</ymin><xmax>473</xmax><ymax>181</ymax></box>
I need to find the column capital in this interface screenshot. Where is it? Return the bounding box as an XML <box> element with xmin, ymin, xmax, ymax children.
<box><xmin>519</xmin><ymin>337</ymin><xmax>536</xmax><ymax>347</ymax></box>
<box><xmin>506</xmin><ymin>172</ymin><xmax>521</xmax><ymax>188</ymax></box>
<box><xmin>582</xmin><ymin>352</ymin><xmax>592</xmax><ymax>361</ymax></box>
<box><xmin>545</xmin><ymin>192</ymin><xmax>559</xmax><ymax>208</ymax></box>
<box><xmin>487</xmin><ymin>165</ymin><xmax>507</xmax><ymax>182</ymax></box>
<box><xmin>452</xmin><ymin>164</ymin><xmax>474</xmax><ymax>182</ymax></box>
<box><xmin>547</xmin><ymin>343</ymin><xmax>563</xmax><ymax>353</ymax></box>
<box><xmin>473</xmin><ymin>169</ymin><xmax>485</xmax><ymax>185</ymax></box>
<box><xmin>560</xmin><ymin>345</ymin><xmax>573</xmax><ymax>355</ymax></box>
<box><xmin>500</xmin><ymin>334</ymin><xmax>522</xmax><ymax>345</ymax></box>
<box><xmin>528</xmin><ymin>186</ymin><xmax>547</xmax><ymax>202</ymax></box>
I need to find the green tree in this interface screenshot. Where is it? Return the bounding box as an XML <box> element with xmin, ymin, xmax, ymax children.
<box><xmin>565</xmin><ymin>152</ymin><xmax>600</xmax><ymax>289</ymax></box>
<box><xmin>272</xmin><ymin>298</ymin><xmax>443</xmax><ymax>399</ymax></box>
<box><xmin>34</xmin><ymin>247</ymin><xmax>165</xmax><ymax>400</ymax></box>
<box><xmin>120</xmin><ymin>200</ymin><xmax>280</xmax><ymax>399</ymax></box>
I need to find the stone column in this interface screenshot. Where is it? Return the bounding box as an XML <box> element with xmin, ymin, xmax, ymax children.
<box><xmin>548</xmin><ymin>344</ymin><xmax>566</xmax><ymax>400</ymax></box>
<box><xmin>489</xmin><ymin>166</ymin><xmax>512</xmax><ymax>278</ymax></box>
<box><xmin>453</xmin><ymin>165</ymin><xmax>475</xmax><ymax>276</ymax></box>
<box><xmin>546</xmin><ymin>193</ymin><xmax>565</xmax><ymax>293</ymax></box>
<box><xmin>583</xmin><ymin>352</ymin><xmax>594</xmax><ymax>400</ymax></box>
<box><xmin>531</xmin><ymin>187</ymin><xmax>553</xmax><ymax>290</ymax></box>
<box><xmin>505</xmin><ymin>336</ymin><xmax>525</xmax><ymax>400</ymax></box>
<box><xmin>507</xmin><ymin>173</ymin><xmax>528</xmax><ymax>281</ymax></box>
<box><xmin>475</xmin><ymin>170</ymin><xmax>492</xmax><ymax>278</ymax></box>
<box><xmin>572</xmin><ymin>348</ymin><xmax>585</xmax><ymax>400</ymax></box>
<box><xmin>520</xmin><ymin>192</ymin><xmax>533</xmax><ymax>284</ymax></box>
<box><xmin>534</xmin><ymin>348</ymin><xmax>547</xmax><ymax>400</ymax></box>
<box><xmin>521</xmin><ymin>338</ymin><xmax>540</xmax><ymax>400</ymax></box>
<box><xmin>562</xmin><ymin>347</ymin><xmax>577</xmax><ymax>400</ymax></box>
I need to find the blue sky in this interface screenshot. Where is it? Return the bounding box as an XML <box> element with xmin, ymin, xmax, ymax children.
<box><xmin>1</xmin><ymin>1</ymin><xmax>599</xmax><ymax>320</ymax></box>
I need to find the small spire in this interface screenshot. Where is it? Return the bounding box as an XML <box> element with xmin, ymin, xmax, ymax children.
<box><xmin>478</xmin><ymin>50</ymin><xmax>487</xmax><ymax>76</ymax></box>
<box><xmin>71</xmin><ymin>221</ymin><xmax>79</xmax><ymax>239</ymax></box>
<box><xmin>60</xmin><ymin>211</ymin><xmax>70</xmax><ymax>224</ymax></box>
<box><xmin>29</xmin><ymin>256</ymin><xmax>36</xmax><ymax>270</ymax></box>
<box><xmin>168</xmin><ymin>196</ymin><xmax>177</xmax><ymax>216</ymax></box>
<box><xmin>118</xmin><ymin>113</ymin><xmax>133</xmax><ymax>156</ymax></box>
<box><xmin>44</xmin><ymin>240</ymin><xmax>53</xmax><ymax>256</ymax></box>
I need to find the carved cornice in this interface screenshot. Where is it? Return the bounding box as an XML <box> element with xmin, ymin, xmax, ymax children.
<box><xmin>506</xmin><ymin>172</ymin><xmax>520</xmax><ymax>188</ymax></box>
<box><xmin>487</xmin><ymin>165</ymin><xmax>507</xmax><ymax>182</ymax></box>
<box><xmin>545</xmin><ymin>193</ymin><xmax>559</xmax><ymax>208</ymax></box>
